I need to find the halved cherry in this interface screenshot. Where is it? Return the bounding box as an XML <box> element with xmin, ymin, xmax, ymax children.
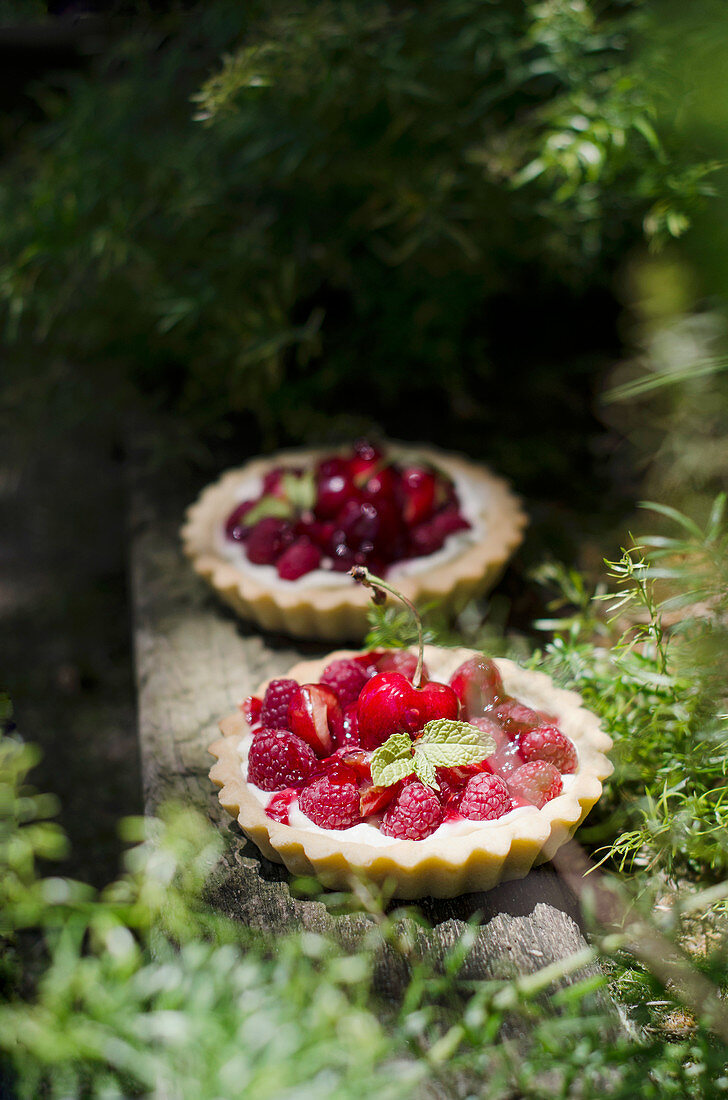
<box><xmin>360</xmin><ymin>780</ymin><xmax>404</xmax><ymax>817</ymax></box>
<box><xmin>399</xmin><ymin>465</ymin><xmax>437</xmax><ymax>525</ymax></box>
<box><xmin>289</xmin><ymin>684</ymin><xmax>343</xmax><ymax>757</ymax></box>
<box><xmin>240</xmin><ymin>694</ymin><xmax>262</xmax><ymax>725</ymax></box>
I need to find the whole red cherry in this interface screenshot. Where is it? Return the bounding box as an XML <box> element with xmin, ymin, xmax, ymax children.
<box><xmin>450</xmin><ymin>656</ymin><xmax>504</xmax><ymax>716</ymax></box>
<box><xmin>356</xmin><ymin>671</ymin><xmax>459</xmax><ymax>750</ymax></box>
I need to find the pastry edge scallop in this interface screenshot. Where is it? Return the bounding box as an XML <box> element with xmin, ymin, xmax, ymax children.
<box><xmin>181</xmin><ymin>445</ymin><xmax>528</xmax><ymax>641</ymax></box>
<box><xmin>209</xmin><ymin>646</ymin><xmax>613</xmax><ymax>899</ymax></box>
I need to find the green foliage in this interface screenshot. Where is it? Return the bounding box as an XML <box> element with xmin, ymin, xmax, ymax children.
<box><xmin>1</xmin><ymin>720</ymin><xmax>727</xmax><ymax>1098</ymax></box>
<box><xmin>0</xmin><ymin>0</ymin><xmax>717</xmax><ymax>470</ymax></box>
<box><xmin>535</xmin><ymin>497</ymin><xmax>728</xmax><ymax>883</ymax></box>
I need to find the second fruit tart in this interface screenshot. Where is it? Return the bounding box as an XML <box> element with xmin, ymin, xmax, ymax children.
<box><xmin>182</xmin><ymin>439</ymin><xmax>526</xmax><ymax>641</ymax></box>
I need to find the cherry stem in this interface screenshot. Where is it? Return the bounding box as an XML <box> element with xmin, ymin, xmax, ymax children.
<box><xmin>349</xmin><ymin>566</ymin><xmax>425</xmax><ymax>688</ymax></box>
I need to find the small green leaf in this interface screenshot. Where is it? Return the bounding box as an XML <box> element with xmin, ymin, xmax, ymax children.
<box><xmin>376</xmin><ymin>757</ymin><xmax>416</xmax><ymax>788</ymax></box>
<box><xmin>413</xmin><ymin>753</ymin><xmax>438</xmax><ymax>790</ymax></box>
<box><xmin>417</xmin><ymin>743</ymin><xmax>491</xmax><ymax>768</ymax></box>
<box><xmin>370</xmin><ymin>732</ymin><xmax>413</xmax><ymax>788</ymax></box>
<box><xmin>243</xmin><ymin>495</ymin><xmax>293</xmax><ymax>526</ymax></box>
<box><xmin>419</xmin><ymin>718</ymin><xmax>495</xmax><ymax>756</ymax></box>
<box><xmin>411</xmin><ymin>720</ymin><xmax>495</xmax><ymax>788</ymax></box>
<box><xmin>282</xmin><ymin>470</ymin><xmax>316</xmax><ymax>511</ymax></box>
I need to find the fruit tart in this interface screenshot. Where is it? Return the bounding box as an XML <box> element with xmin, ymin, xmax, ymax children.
<box><xmin>209</xmin><ymin>573</ymin><xmax>612</xmax><ymax>899</ymax></box>
<box><xmin>182</xmin><ymin>439</ymin><xmax>525</xmax><ymax>640</ymax></box>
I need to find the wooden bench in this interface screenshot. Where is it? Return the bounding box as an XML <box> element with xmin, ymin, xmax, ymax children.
<box><xmin>129</xmin><ymin>466</ymin><xmax>605</xmax><ymax>999</ymax></box>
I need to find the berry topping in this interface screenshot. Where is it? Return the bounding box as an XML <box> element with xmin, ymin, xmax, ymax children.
<box><xmin>450</xmin><ymin>656</ymin><xmax>504</xmax><ymax>715</ymax></box>
<box><xmin>225</xmin><ymin>442</ymin><xmax>469</xmax><ymax>579</ymax></box>
<box><xmin>298</xmin><ymin>775</ymin><xmax>362</xmax><ymax>830</ymax></box>
<box><xmin>410</xmin><ymin>507</ymin><xmax>470</xmax><ymax>557</ymax></box>
<box><xmin>357</xmin><ymin>672</ymin><xmax>422</xmax><ymax>749</ymax></box>
<box><xmin>320</xmin><ymin>657</ymin><xmax>369</xmax><ymax>707</ymax></box>
<box><xmin>241</xmin><ymin>694</ymin><xmax>262</xmax><ymax>725</ymax></box>
<box><xmin>414</xmin><ymin>681</ymin><xmax>460</xmax><ymax>728</ymax></box>
<box><xmin>459</xmin><ymin>773</ymin><xmax>512</xmax><ymax>821</ymax></box>
<box><xmin>508</xmin><ymin>762</ymin><xmax>563</xmax><ymax>808</ymax></box>
<box><xmin>338</xmin><ymin>702</ymin><xmax>362</xmax><ymax>747</ymax></box>
<box><xmin>260</xmin><ymin>679</ymin><xmax>302</xmax><ymax>729</ymax></box>
<box><xmin>276</xmin><ymin>536</ymin><xmax>322</xmax><ymax>580</ymax></box>
<box><xmin>289</xmin><ymin>683</ymin><xmax>342</xmax><ymax>756</ymax></box>
<box><xmin>487</xmin><ymin>736</ymin><xmax>524</xmax><ymax>777</ymax></box>
<box><xmin>246</xmin><ymin>517</ymin><xmax>294</xmax><ymax>565</ymax></box>
<box><xmin>518</xmin><ymin>725</ymin><xmax>577</xmax><ymax>774</ymax></box>
<box><xmin>247</xmin><ymin>729</ymin><xmax>319</xmax><ymax>791</ymax></box>
<box><xmin>265</xmin><ymin>788</ymin><xmax>297</xmax><ymax>825</ymax></box>
<box><xmin>493</xmin><ymin>699</ymin><xmax>553</xmax><ymax>736</ymax></box>
<box><xmin>360</xmin><ymin>781</ymin><xmax>403</xmax><ymax>817</ymax></box>
<box><xmin>225</xmin><ymin>500</ymin><xmax>256</xmax><ymax>541</ymax></box>
<box><xmin>380</xmin><ymin>780</ymin><xmax>444</xmax><ymax>840</ymax></box>
<box><xmin>399</xmin><ymin>465</ymin><xmax>437</xmax><ymax>525</ymax></box>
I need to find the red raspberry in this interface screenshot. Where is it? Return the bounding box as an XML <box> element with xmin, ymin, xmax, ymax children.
<box><xmin>246</xmin><ymin>517</ymin><xmax>294</xmax><ymax>565</ymax></box>
<box><xmin>436</xmin><ymin>764</ymin><xmax>492</xmax><ymax>807</ymax></box>
<box><xmin>260</xmin><ymin>678</ymin><xmax>302</xmax><ymax>729</ymax></box>
<box><xmin>508</xmin><ymin>762</ymin><xmax>563</xmax><ymax>809</ymax></box>
<box><xmin>380</xmin><ymin>781</ymin><xmax>444</xmax><ymax>840</ymax></box>
<box><xmin>276</xmin><ymin>536</ymin><xmax>322</xmax><ymax>580</ymax></box>
<box><xmin>298</xmin><ymin>775</ymin><xmax>361</xmax><ymax>829</ymax></box>
<box><xmin>518</xmin><ymin>725</ymin><xmax>577</xmax><ymax>774</ymax></box>
<box><xmin>320</xmin><ymin>658</ymin><xmax>369</xmax><ymax>706</ymax></box>
<box><xmin>247</xmin><ymin>729</ymin><xmax>318</xmax><ymax>791</ymax></box>
<box><xmin>459</xmin><ymin>773</ymin><xmax>512</xmax><ymax>821</ymax></box>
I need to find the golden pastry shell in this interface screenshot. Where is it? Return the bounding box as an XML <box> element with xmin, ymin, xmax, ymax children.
<box><xmin>209</xmin><ymin>646</ymin><xmax>613</xmax><ymax>899</ymax></box>
<box><xmin>182</xmin><ymin>445</ymin><xmax>527</xmax><ymax>641</ymax></box>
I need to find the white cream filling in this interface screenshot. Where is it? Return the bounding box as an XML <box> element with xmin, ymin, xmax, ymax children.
<box><xmin>217</xmin><ymin>460</ymin><xmax>489</xmax><ymax>589</ymax></box>
<box><xmin>238</xmin><ymin>729</ymin><xmax>579</xmax><ymax>847</ymax></box>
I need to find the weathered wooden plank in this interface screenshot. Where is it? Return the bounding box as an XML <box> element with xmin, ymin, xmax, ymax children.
<box><xmin>128</xmin><ymin>464</ymin><xmax>606</xmax><ymax>1001</ymax></box>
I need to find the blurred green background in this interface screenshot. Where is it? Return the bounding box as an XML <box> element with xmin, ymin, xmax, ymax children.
<box><xmin>1</xmin><ymin>0</ymin><xmax>727</xmax><ymax>881</ymax></box>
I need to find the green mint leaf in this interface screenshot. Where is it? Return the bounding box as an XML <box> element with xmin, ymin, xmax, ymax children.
<box><xmin>413</xmin><ymin>753</ymin><xmax>439</xmax><ymax>790</ymax></box>
<box><xmin>370</xmin><ymin>732</ymin><xmax>413</xmax><ymax>788</ymax></box>
<box><xmin>420</xmin><ymin>718</ymin><xmax>494</xmax><ymax>754</ymax></box>
<box><xmin>282</xmin><ymin>470</ymin><xmax>316</xmax><ymax>511</ymax></box>
<box><xmin>243</xmin><ymin>495</ymin><xmax>294</xmax><ymax>526</ymax></box>
<box><xmin>376</xmin><ymin>757</ymin><xmax>417</xmax><ymax>788</ymax></box>
<box><xmin>416</xmin><ymin>742</ymin><xmax>491</xmax><ymax>769</ymax></box>
<box><xmin>411</xmin><ymin>720</ymin><xmax>495</xmax><ymax>786</ymax></box>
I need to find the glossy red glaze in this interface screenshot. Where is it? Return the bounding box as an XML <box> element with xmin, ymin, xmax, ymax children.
<box><xmin>450</xmin><ymin>655</ymin><xmax>504</xmax><ymax>716</ymax></box>
<box><xmin>289</xmin><ymin>683</ymin><xmax>342</xmax><ymax>757</ymax></box>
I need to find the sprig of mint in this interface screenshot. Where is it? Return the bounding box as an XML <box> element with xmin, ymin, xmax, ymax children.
<box><xmin>239</xmin><ymin>470</ymin><xmax>317</xmax><ymax>528</ymax></box>
<box><xmin>243</xmin><ymin>495</ymin><xmax>294</xmax><ymax>526</ymax></box>
<box><xmin>282</xmin><ymin>470</ymin><xmax>316</xmax><ymax>511</ymax></box>
<box><xmin>369</xmin><ymin>719</ymin><xmax>495</xmax><ymax>792</ymax></box>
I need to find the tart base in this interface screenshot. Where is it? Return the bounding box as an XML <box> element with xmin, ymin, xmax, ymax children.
<box><xmin>182</xmin><ymin>445</ymin><xmax>527</xmax><ymax>641</ymax></box>
<box><xmin>209</xmin><ymin>646</ymin><xmax>613</xmax><ymax>899</ymax></box>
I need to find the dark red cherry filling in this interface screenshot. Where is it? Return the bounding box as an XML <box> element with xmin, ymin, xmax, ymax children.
<box><xmin>224</xmin><ymin>440</ymin><xmax>470</xmax><ymax>581</ymax></box>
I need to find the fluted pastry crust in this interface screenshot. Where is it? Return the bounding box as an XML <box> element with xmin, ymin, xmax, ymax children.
<box><xmin>182</xmin><ymin>445</ymin><xmax>527</xmax><ymax>641</ymax></box>
<box><xmin>209</xmin><ymin>646</ymin><xmax>613</xmax><ymax>898</ymax></box>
